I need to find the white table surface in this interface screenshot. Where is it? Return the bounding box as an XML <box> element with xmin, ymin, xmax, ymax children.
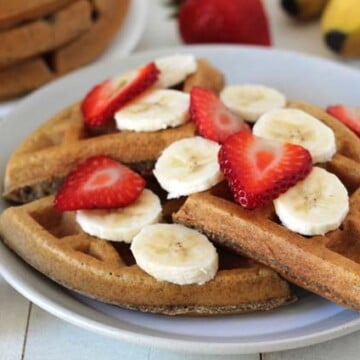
<box><xmin>1</xmin><ymin>1</ymin><xmax>360</xmax><ymax>359</ymax></box>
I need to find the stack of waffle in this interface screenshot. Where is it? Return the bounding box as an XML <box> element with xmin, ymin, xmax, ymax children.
<box><xmin>0</xmin><ymin>0</ymin><xmax>130</xmax><ymax>100</ymax></box>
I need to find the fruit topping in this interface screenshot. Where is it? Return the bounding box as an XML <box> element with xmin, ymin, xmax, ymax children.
<box><xmin>220</xmin><ymin>85</ymin><xmax>286</xmax><ymax>122</ymax></box>
<box><xmin>327</xmin><ymin>104</ymin><xmax>360</xmax><ymax>137</ymax></box>
<box><xmin>190</xmin><ymin>86</ymin><xmax>250</xmax><ymax>143</ymax></box>
<box><xmin>154</xmin><ymin>136</ymin><xmax>223</xmax><ymax>198</ymax></box>
<box><xmin>115</xmin><ymin>89</ymin><xmax>190</xmax><ymax>132</ymax></box>
<box><xmin>131</xmin><ymin>223</ymin><xmax>218</xmax><ymax>285</ymax></box>
<box><xmin>76</xmin><ymin>189</ymin><xmax>162</xmax><ymax>242</ymax></box>
<box><xmin>54</xmin><ymin>156</ymin><xmax>145</xmax><ymax>211</ymax></box>
<box><xmin>218</xmin><ymin>131</ymin><xmax>312</xmax><ymax>209</ymax></box>
<box><xmin>155</xmin><ymin>54</ymin><xmax>197</xmax><ymax>88</ymax></box>
<box><xmin>253</xmin><ymin>108</ymin><xmax>336</xmax><ymax>163</ymax></box>
<box><xmin>81</xmin><ymin>62</ymin><xmax>159</xmax><ymax>127</ymax></box>
<box><xmin>274</xmin><ymin>167</ymin><xmax>349</xmax><ymax>236</ymax></box>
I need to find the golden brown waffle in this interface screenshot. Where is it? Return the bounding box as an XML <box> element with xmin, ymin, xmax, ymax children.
<box><xmin>0</xmin><ymin>0</ymin><xmax>92</xmax><ymax>69</ymax></box>
<box><xmin>0</xmin><ymin>57</ymin><xmax>297</xmax><ymax>315</ymax></box>
<box><xmin>3</xmin><ymin>59</ymin><xmax>224</xmax><ymax>203</ymax></box>
<box><xmin>0</xmin><ymin>0</ymin><xmax>130</xmax><ymax>100</ymax></box>
<box><xmin>0</xmin><ymin>194</ymin><xmax>294</xmax><ymax>315</ymax></box>
<box><xmin>0</xmin><ymin>0</ymin><xmax>75</xmax><ymax>30</ymax></box>
<box><xmin>174</xmin><ymin>100</ymin><xmax>360</xmax><ymax>311</ymax></box>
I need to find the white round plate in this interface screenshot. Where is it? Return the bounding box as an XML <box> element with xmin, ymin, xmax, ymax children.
<box><xmin>100</xmin><ymin>0</ymin><xmax>148</xmax><ymax>59</ymax></box>
<box><xmin>0</xmin><ymin>0</ymin><xmax>148</xmax><ymax>119</ymax></box>
<box><xmin>1</xmin><ymin>45</ymin><xmax>360</xmax><ymax>355</ymax></box>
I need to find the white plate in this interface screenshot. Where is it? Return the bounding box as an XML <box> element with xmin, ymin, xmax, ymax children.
<box><xmin>1</xmin><ymin>45</ymin><xmax>360</xmax><ymax>355</ymax></box>
<box><xmin>0</xmin><ymin>0</ymin><xmax>148</xmax><ymax>119</ymax></box>
<box><xmin>99</xmin><ymin>0</ymin><xmax>148</xmax><ymax>59</ymax></box>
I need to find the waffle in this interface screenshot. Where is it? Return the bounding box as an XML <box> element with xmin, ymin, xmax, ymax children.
<box><xmin>3</xmin><ymin>59</ymin><xmax>225</xmax><ymax>203</ymax></box>
<box><xmin>0</xmin><ymin>0</ymin><xmax>92</xmax><ymax>69</ymax></box>
<box><xmin>0</xmin><ymin>57</ymin><xmax>297</xmax><ymax>315</ymax></box>
<box><xmin>174</xmin><ymin>100</ymin><xmax>360</xmax><ymax>310</ymax></box>
<box><xmin>0</xmin><ymin>0</ymin><xmax>130</xmax><ymax>100</ymax></box>
<box><xmin>0</xmin><ymin>193</ymin><xmax>294</xmax><ymax>315</ymax></box>
<box><xmin>0</xmin><ymin>0</ymin><xmax>75</xmax><ymax>30</ymax></box>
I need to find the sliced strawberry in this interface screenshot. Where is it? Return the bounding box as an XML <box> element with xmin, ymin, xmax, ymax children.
<box><xmin>190</xmin><ymin>86</ymin><xmax>250</xmax><ymax>143</ymax></box>
<box><xmin>218</xmin><ymin>131</ymin><xmax>312</xmax><ymax>209</ymax></box>
<box><xmin>81</xmin><ymin>62</ymin><xmax>159</xmax><ymax>127</ymax></box>
<box><xmin>178</xmin><ymin>0</ymin><xmax>271</xmax><ymax>46</ymax></box>
<box><xmin>54</xmin><ymin>156</ymin><xmax>146</xmax><ymax>211</ymax></box>
<box><xmin>326</xmin><ymin>105</ymin><xmax>360</xmax><ymax>137</ymax></box>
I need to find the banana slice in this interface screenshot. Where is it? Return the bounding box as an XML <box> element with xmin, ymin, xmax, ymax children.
<box><xmin>76</xmin><ymin>189</ymin><xmax>162</xmax><ymax>243</ymax></box>
<box><xmin>114</xmin><ymin>89</ymin><xmax>190</xmax><ymax>132</ymax></box>
<box><xmin>153</xmin><ymin>136</ymin><xmax>223</xmax><ymax>199</ymax></box>
<box><xmin>220</xmin><ymin>85</ymin><xmax>286</xmax><ymax>122</ymax></box>
<box><xmin>253</xmin><ymin>108</ymin><xmax>336</xmax><ymax>163</ymax></box>
<box><xmin>131</xmin><ymin>223</ymin><xmax>218</xmax><ymax>285</ymax></box>
<box><xmin>274</xmin><ymin>167</ymin><xmax>349</xmax><ymax>236</ymax></box>
<box><xmin>155</xmin><ymin>54</ymin><xmax>197</xmax><ymax>88</ymax></box>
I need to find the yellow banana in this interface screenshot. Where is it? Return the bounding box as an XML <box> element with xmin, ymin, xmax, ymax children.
<box><xmin>322</xmin><ymin>0</ymin><xmax>360</xmax><ymax>57</ymax></box>
<box><xmin>281</xmin><ymin>0</ymin><xmax>329</xmax><ymax>21</ymax></box>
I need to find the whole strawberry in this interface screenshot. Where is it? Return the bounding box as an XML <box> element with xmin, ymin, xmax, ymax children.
<box><xmin>178</xmin><ymin>0</ymin><xmax>271</xmax><ymax>46</ymax></box>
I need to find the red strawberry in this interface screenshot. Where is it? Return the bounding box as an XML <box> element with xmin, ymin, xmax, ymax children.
<box><xmin>54</xmin><ymin>156</ymin><xmax>146</xmax><ymax>211</ymax></box>
<box><xmin>81</xmin><ymin>62</ymin><xmax>159</xmax><ymax>128</ymax></box>
<box><xmin>178</xmin><ymin>0</ymin><xmax>271</xmax><ymax>46</ymax></box>
<box><xmin>218</xmin><ymin>131</ymin><xmax>312</xmax><ymax>209</ymax></box>
<box><xmin>326</xmin><ymin>105</ymin><xmax>360</xmax><ymax>137</ymax></box>
<box><xmin>190</xmin><ymin>86</ymin><xmax>250</xmax><ymax>143</ymax></box>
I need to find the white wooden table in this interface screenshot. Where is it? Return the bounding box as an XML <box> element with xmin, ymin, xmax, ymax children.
<box><xmin>1</xmin><ymin>1</ymin><xmax>360</xmax><ymax>359</ymax></box>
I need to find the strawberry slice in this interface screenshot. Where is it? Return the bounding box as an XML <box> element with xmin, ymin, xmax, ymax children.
<box><xmin>218</xmin><ymin>131</ymin><xmax>312</xmax><ymax>209</ymax></box>
<box><xmin>81</xmin><ymin>62</ymin><xmax>159</xmax><ymax>127</ymax></box>
<box><xmin>54</xmin><ymin>156</ymin><xmax>146</xmax><ymax>211</ymax></box>
<box><xmin>326</xmin><ymin>105</ymin><xmax>360</xmax><ymax>137</ymax></box>
<box><xmin>178</xmin><ymin>0</ymin><xmax>271</xmax><ymax>46</ymax></box>
<box><xmin>190</xmin><ymin>86</ymin><xmax>250</xmax><ymax>143</ymax></box>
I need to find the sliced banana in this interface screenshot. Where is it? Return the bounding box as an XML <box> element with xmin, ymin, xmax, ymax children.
<box><xmin>131</xmin><ymin>223</ymin><xmax>218</xmax><ymax>285</ymax></box>
<box><xmin>155</xmin><ymin>54</ymin><xmax>197</xmax><ymax>88</ymax></box>
<box><xmin>114</xmin><ymin>89</ymin><xmax>190</xmax><ymax>132</ymax></box>
<box><xmin>274</xmin><ymin>167</ymin><xmax>349</xmax><ymax>236</ymax></box>
<box><xmin>253</xmin><ymin>108</ymin><xmax>336</xmax><ymax>163</ymax></box>
<box><xmin>76</xmin><ymin>189</ymin><xmax>162</xmax><ymax>243</ymax></box>
<box><xmin>153</xmin><ymin>136</ymin><xmax>223</xmax><ymax>199</ymax></box>
<box><xmin>220</xmin><ymin>85</ymin><xmax>286</xmax><ymax>122</ymax></box>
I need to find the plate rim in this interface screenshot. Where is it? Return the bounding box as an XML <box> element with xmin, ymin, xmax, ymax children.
<box><xmin>1</xmin><ymin>44</ymin><xmax>360</xmax><ymax>354</ymax></box>
<box><xmin>1</xmin><ymin>255</ymin><xmax>360</xmax><ymax>355</ymax></box>
<box><xmin>113</xmin><ymin>0</ymin><xmax>148</xmax><ymax>57</ymax></box>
